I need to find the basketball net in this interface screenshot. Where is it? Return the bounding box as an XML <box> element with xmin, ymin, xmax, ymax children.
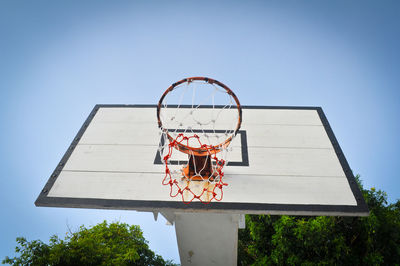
<box><xmin>157</xmin><ymin>77</ymin><xmax>241</xmax><ymax>204</ymax></box>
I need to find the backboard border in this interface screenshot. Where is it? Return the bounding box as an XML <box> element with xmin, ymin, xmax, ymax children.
<box><xmin>35</xmin><ymin>104</ymin><xmax>369</xmax><ymax>216</ymax></box>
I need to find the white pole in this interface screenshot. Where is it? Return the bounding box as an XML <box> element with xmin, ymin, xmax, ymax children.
<box><xmin>173</xmin><ymin>212</ymin><xmax>241</xmax><ymax>266</ymax></box>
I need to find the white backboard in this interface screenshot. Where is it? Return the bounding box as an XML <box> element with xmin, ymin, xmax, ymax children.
<box><xmin>35</xmin><ymin>105</ymin><xmax>368</xmax><ymax>216</ymax></box>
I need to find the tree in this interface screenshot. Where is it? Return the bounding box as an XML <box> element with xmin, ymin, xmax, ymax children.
<box><xmin>238</xmin><ymin>175</ymin><xmax>400</xmax><ymax>265</ymax></box>
<box><xmin>3</xmin><ymin>221</ymin><xmax>177</xmax><ymax>266</ymax></box>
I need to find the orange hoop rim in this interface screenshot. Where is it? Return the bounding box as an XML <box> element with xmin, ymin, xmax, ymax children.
<box><xmin>157</xmin><ymin>77</ymin><xmax>242</xmax><ymax>156</ymax></box>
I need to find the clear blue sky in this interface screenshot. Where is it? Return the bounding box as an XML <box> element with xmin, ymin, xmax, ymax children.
<box><xmin>1</xmin><ymin>0</ymin><xmax>399</xmax><ymax>263</ymax></box>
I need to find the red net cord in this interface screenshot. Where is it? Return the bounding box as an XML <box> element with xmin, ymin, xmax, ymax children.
<box><xmin>162</xmin><ymin>133</ymin><xmax>228</xmax><ymax>204</ymax></box>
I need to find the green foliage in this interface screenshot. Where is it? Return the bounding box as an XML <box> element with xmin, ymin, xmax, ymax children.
<box><xmin>3</xmin><ymin>221</ymin><xmax>177</xmax><ymax>266</ymax></box>
<box><xmin>238</xmin><ymin>175</ymin><xmax>400</xmax><ymax>265</ymax></box>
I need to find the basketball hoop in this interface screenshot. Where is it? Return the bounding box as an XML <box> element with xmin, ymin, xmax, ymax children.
<box><xmin>157</xmin><ymin>77</ymin><xmax>242</xmax><ymax>203</ymax></box>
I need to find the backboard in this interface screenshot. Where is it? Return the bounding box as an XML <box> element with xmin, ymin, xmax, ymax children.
<box><xmin>35</xmin><ymin>105</ymin><xmax>368</xmax><ymax>216</ymax></box>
